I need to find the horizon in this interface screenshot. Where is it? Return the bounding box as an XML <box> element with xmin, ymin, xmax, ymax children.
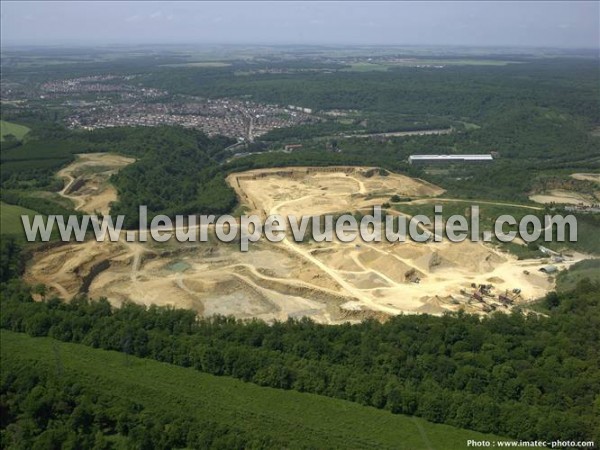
<box><xmin>1</xmin><ymin>1</ymin><xmax>598</xmax><ymax>49</ymax></box>
<box><xmin>2</xmin><ymin>42</ymin><xmax>599</xmax><ymax>52</ymax></box>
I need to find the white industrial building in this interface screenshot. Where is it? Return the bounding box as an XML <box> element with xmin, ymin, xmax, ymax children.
<box><xmin>408</xmin><ymin>154</ymin><xmax>494</xmax><ymax>164</ymax></box>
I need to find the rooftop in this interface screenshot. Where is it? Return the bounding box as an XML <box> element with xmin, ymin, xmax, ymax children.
<box><xmin>409</xmin><ymin>154</ymin><xmax>493</xmax><ymax>161</ymax></box>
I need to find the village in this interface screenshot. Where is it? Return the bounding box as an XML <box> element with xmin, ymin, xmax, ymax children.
<box><xmin>36</xmin><ymin>75</ymin><xmax>317</xmax><ymax>140</ymax></box>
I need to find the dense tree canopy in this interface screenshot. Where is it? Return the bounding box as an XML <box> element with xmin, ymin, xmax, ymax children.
<box><xmin>1</xmin><ymin>241</ymin><xmax>599</xmax><ymax>443</ymax></box>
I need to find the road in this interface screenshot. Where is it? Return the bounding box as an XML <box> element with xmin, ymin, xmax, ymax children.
<box><xmin>406</xmin><ymin>197</ymin><xmax>544</xmax><ymax>211</ymax></box>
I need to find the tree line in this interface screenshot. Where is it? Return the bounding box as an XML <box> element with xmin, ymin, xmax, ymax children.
<box><xmin>1</xmin><ymin>241</ymin><xmax>598</xmax><ymax>443</ymax></box>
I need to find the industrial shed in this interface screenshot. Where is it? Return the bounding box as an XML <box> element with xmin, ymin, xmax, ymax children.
<box><xmin>539</xmin><ymin>265</ymin><xmax>559</xmax><ymax>274</ymax></box>
<box><xmin>408</xmin><ymin>154</ymin><xmax>494</xmax><ymax>165</ymax></box>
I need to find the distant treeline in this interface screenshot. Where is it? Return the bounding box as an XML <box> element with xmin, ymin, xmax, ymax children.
<box><xmin>138</xmin><ymin>58</ymin><xmax>600</xmax><ymax>122</ymax></box>
<box><xmin>2</xmin><ymin>57</ymin><xmax>599</xmax><ymax>231</ymax></box>
<box><xmin>259</xmin><ymin>117</ymin><xmax>452</xmax><ymax>141</ymax></box>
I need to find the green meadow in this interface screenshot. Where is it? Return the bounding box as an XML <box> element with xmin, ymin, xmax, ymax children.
<box><xmin>0</xmin><ymin>120</ymin><xmax>31</xmax><ymax>142</ymax></box>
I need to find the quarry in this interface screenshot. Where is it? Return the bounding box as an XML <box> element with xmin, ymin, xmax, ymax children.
<box><xmin>23</xmin><ymin>158</ymin><xmax>588</xmax><ymax>323</ymax></box>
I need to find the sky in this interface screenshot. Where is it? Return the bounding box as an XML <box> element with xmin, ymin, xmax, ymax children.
<box><xmin>1</xmin><ymin>1</ymin><xmax>599</xmax><ymax>48</ymax></box>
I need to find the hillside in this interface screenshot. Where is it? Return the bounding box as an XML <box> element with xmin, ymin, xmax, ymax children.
<box><xmin>0</xmin><ymin>330</ymin><xmax>512</xmax><ymax>449</ymax></box>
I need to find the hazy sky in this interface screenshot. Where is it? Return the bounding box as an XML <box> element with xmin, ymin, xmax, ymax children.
<box><xmin>1</xmin><ymin>1</ymin><xmax>599</xmax><ymax>48</ymax></box>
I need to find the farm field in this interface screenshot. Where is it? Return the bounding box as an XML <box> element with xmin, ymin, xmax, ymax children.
<box><xmin>0</xmin><ymin>201</ymin><xmax>40</xmax><ymax>238</ymax></box>
<box><xmin>1</xmin><ymin>329</ymin><xmax>514</xmax><ymax>450</ymax></box>
<box><xmin>0</xmin><ymin>120</ymin><xmax>31</xmax><ymax>142</ymax></box>
<box><xmin>161</xmin><ymin>61</ymin><xmax>232</xmax><ymax>67</ymax></box>
<box><xmin>341</xmin><ymin>59</ymin><xmax>518</xmax><ymax>72</ymax></box>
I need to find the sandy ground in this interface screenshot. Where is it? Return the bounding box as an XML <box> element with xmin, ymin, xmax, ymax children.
<box><xmin>530</xmin><ymin>189</ymin><xmax>596</xmax><ymax>206</ymax></box>
<box><xmin>57</xmin><ymin>153</ymin><xmax>135</xmax><ymax>214</ymax></box>
<box><xmin>571</xmin><ymin>173</ymin><xmax>600</xmax><ymax>183</ymax></box>
<box><xmin>530</xmin><ymin>173</ymin><xmax>600</xmax><ymax>206</ymax></box>
<box><xmin>227</xmin><ymin>167</ymin><xmax>444</xmax><ymax>217</ymax></box>
<box><xmin>25</xmin><ymin>165</ymin><xmax>588</xmax><ymax>323</ymax></box>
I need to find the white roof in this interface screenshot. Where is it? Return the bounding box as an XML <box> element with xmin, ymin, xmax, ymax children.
<box><xmin>409</xmin><ymin>154</ymin><xmax>493</xmax><ymax>161</ymax></box>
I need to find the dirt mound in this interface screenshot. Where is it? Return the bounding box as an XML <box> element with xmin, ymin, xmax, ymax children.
<box><xmin>413</xmin><ymin>251</ymin><xmax>455</xmax><ymax>273</ymax></box>
<box><xmin>436</xmin><ymin>242</ymin><xmax>505</xmax><ymax>273</ymax></box>
<box><xmin>487</xmin><ymin>276</ymin><xmax>504</xmax><ymax>284</ymax></box>
<box><xmin>357</xmin><ymin>249</ymin><xmax>417</xmax><ymax>282</ymax></box>
<box><xmin>311</xmin><ymin>248</ymin><xmax>364</xmax><ymax>272</ymax></box>
<box><xmin>416</xmin><ymin>295</ymin><xmax>454</xmax><ymax>314</ymax></box>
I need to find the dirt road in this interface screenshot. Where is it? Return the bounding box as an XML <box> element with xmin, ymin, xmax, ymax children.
<box><xmin>57</xmin><ymin>153</ymin><xmax>135</xmax><ymax>214</ymax></box>
<box><xmin>25</xmin><ymin>165</ymin><xmax>589</xmax><ymax>323</ymax></box>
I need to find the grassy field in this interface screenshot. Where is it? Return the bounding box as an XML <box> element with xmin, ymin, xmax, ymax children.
<box><xmin>0</xmin><ymin>330</ymin><xmax>517</xmax><ymax>449</ymax></box>
<box><xmin>0</xmin><ymin>120</ymin><xmax>31</xmax><ymax>142</ymax></box>
<box><xmin>390</xmin><ymin>200</ymin><xmax>600</xmax><ymax>256</ymax></box>
<box><xmin>394</xmin><ymin>200</ymin><xmax>552</xmax><ymax>258</ymax></box>
<box><xmin>460</xmin><ymin>121</ymin><xmax>481</xmax><ymax>131</ymax></box>
<box><xmin>556</xmin><ymin>258</ymin><xmax>600</xmax><ymax>292</ymax></box>
<box><xmin>162</xmin><ymin>61</ymin><xmax>232</xmax><ymax>67</ymax></box>
<box><xmin>342</xmin><ymin>62</ymin><xmax>390</xmax><ymax>72</ymax></box>
<box><xmin>568</xmin><ymin>215</ymin><xmax>600</xmax><ymax>255</ymax></box>
<box><xmin>341</xmin><ymin>59</ymin><xmax>517</xmax><ymax>72</ymax></box>
<box><xmin>408</xmin><ymin>59</ymin><xmax>518</xmax><ymax>66</ymax></box>
<box><xmin>393</xmin><ymin>200</ymin><xmax>541</xmax><ymax>239</ymax></box>
<box><xmin>0</xmin><ymin>201</ymin><xmax>39</xmax><ymax>238</ymax></box>
<box><xmin>394</xmin><ymin>200</ymin><xmax>540</xmax><ymax>223</ymax></box>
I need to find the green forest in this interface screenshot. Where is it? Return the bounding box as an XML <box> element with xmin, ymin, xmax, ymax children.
<box><xmin>2</xmin><ymin>330</ymin><xmax>513</xmax><ymax>449</ymax></box>
<box><xmin>1</xmin><ymin>239</ymin><xmax>599</xmax><ymax>445</ymax></box>
<box><xmin>139</xmin><ymin>59</ymin><xmax>599</xmax><ymax>121</ymax></box>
